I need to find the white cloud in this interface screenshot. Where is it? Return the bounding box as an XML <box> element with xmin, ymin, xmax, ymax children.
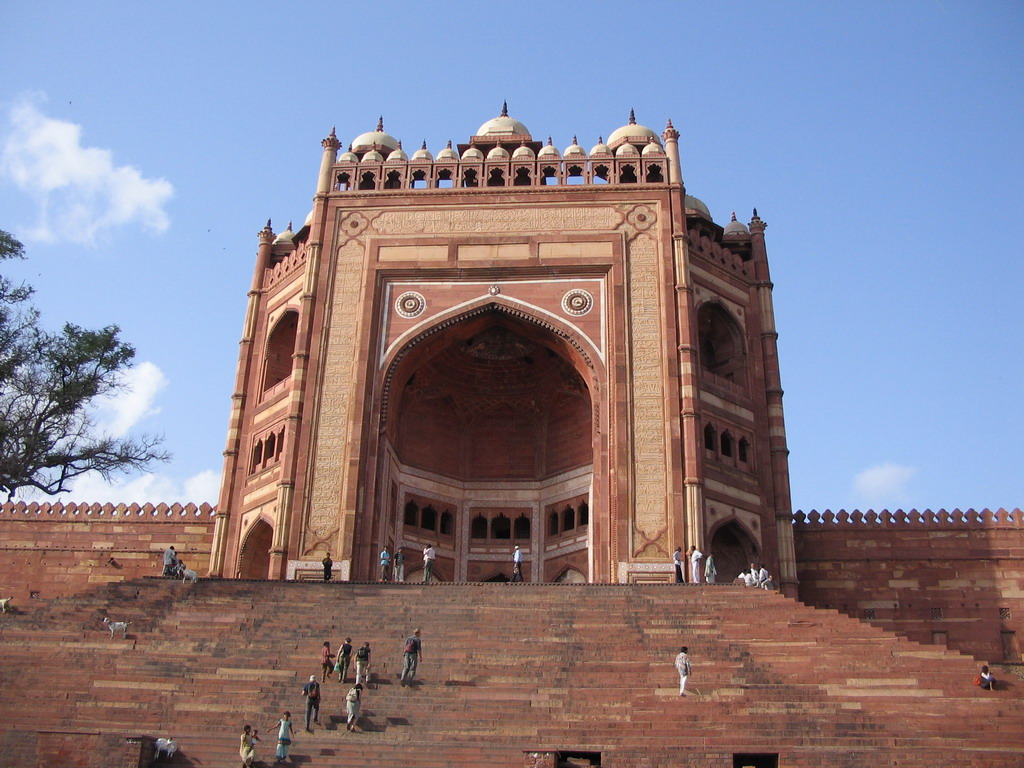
<box><xmin>0</xmin><ymin>96</ymin><xmax>173</xmax><ymax>245</ymax></box>
<box><xmin>94</xmin><ymin>361</ymin><xmax>168</xmax><ymax>437</ymax></box>
<box><xmin>853</xmin><ymin>463</ymin><xmax>916</xmax><ymax>508</ymax></box>
<box><xmin>42</xmin><ymin>468</ymin><xmax>220</xmax><ymax>505</ymax></box>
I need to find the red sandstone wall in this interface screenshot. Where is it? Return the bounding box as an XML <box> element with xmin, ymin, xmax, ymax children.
<box><xmin>0</xmin><ymin>502</ymin><xmax>216</xmax><ymax>602</ymax></box>
<box><xmin>794</xmin><ymin>508</ymin><xmax>1024</xmax><ymax>662</ymax></box>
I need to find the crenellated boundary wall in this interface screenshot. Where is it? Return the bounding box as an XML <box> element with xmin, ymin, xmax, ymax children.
<box><xmin>0</xmin><ymin>502</ymin><xmax>216</xmax><ymax>602</ymax></box>
<box><xmin>793</xmin><ymin>508</ymin><xmax>1024</xmax><ymax>661</ymax></box>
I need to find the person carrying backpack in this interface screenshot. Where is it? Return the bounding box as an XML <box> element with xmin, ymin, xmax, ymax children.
<box><xmin>345</xmin><ymin>683</ymin><xmax>363</xmax><ymax>731</ymax></box>
<box><xmin>400</xmin><ymin>628</ymin><xmax>423</xmax><ymax>686</ymax></box>
<box><xmin>302</xmin><ymin>675</ymin><xmax>321</xmax><ymax>732</ymax></box>
<box><xmin>354</xmin><ymin>642</ymin><xmax>372</xmax><ymax>685</ymax></box>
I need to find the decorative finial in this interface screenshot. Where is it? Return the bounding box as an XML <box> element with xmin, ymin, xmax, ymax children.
<box><xmin>731</xmin><ymin>211</ymin><xmax>737</xmax><ymax>222</ymax></box>
<box><xmin>330</xmin><ymin>126</ymin><xmax>337</xmax><ymax>138</ymax></box>
<box><xmin>666</xmin><ymin>118</ymin><xmax>674</xmax><ymax>130</ymax></box>
<box><xmin>547</xmin><ymin>136</ymin><xmax>553</xmax><ymax>145</ymax></box>
<box><xmin>376</xmin><ymin>116</ymin><xmax>384</xmax><ymax>131</ymax></box>
<box><xmin>421</xmin><ymin>140</ymin><xmax>427</xmax><ymax>150</ymax></box>
<box><xmin>266</xmin><ymin>219</ymin><xmax>272</xmax><ymax>229</ymax></box>
<box><xmin>501</xmin><ymin>100</ymin><xmax>508</xmax><ymax>117</ymax></box>
<box><xmin>348</xmin><ymin>144</ymin><xmax>353</xmax><ymax>151</ymax></box>
<box><xmin>572</xmin><ymin>135</ymin><xmax>578</xmax><ymax>145</ymax></box>
<box><xmin>598</xmin><ymin>136</ymin><xmax>604</xmax><ymax>144</ymax></box>
<box><xmin>446</xmin><ymin>139</ymin><xmax>453</xmax><ymax>149</ymax></box>
<box><xmin>752</xmin><ymin>207</ymin><xmax>759</xmax><ymax>218</ymax></box>
<box><xmin>629</xmin><ymin>108</ymin><xmax>636</xmax><ymax>125</ymax></box>
<box><xmin>287</xmin><ymin>221</ymin><xmax>293</xmax><ymax>231</ymax></box>
<box><xmin>397</xmin><ymin>140</ymin><xmax>403</xmax><ymax>149</ymax></box>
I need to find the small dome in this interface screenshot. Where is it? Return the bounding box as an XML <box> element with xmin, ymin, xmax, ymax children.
<box><xmin>477</xmin><ymin>101</ymin><xmax>530</xmax><ymax>138</ymax></box>
<box><xmin>538</xmin><ymin>137</ymin><xmax>560</xmax><ymax>159</ymax></box>
<box><xmin>361</xmin><ymin>150</ymin><xmax>384</xmax><ymax>163</ymax></box>
<box><xmin>487</xmin><ymin>145</ymin><xmax>510</xmax><ymax>160</ymax></box>
<box><xmin>641</xmin><ymin>137</ymin><xmax>664</xmax><ymax>156</ymax></box>
<box><xmin>338</xmin><ymin>150</ymin><xmax>359</xmax><ymax>163</ymax></box>
<box><xmin>351</xmin><ymin>117</ymin><xmax>400</xmax><ymax>154</ymax></box>
<box><xmin>564</xmin><ymin>136</ymin><xmax>586</xmax><ymax>158</ymax></box>
<box><xmin>684</xmin><ymin>195</ymin><xmax>711</xmax><ymax>218</ymax></box>
<box><xmin>589</xmin><ymin>137</ymin><xmax>610</xmax><ymax>156</ymax></box>
<box><xmin>608</xmin><ymin>109</ymin><xmax>661</xmax><ymax>148</ymax></box>
<box><xmin>436</xmin><ymin>140</ymin><xmax>458</xmax><ymax>161</ymax></box>
<box><xmin>387</xmin><ymin>142</ymin><xmax>408</xmax><ymax>162</ymax></box>
<box><xmin>303</xmin><ymin>209</ymin><xmax>314</xmax><ymax>227</ymax></box>
<box><xmin>462</xmin><ymin>146</ymin><xmax>484</xmax><ymax>161</ymax></box>
<box><xmin>411</xmin><ymin>141</ymin><xmax>433</xmax><ymax>162</ymax></box>
<box><xmin>512</xmin><ymin>142</ymin><xmax>535</xmax><ymax>160</ymax></box>
<box><xmin>723</xmin><ymin>211</ymin><xmax>750</xmax><ymax>236</ymax></box>
<box><xmin>273</xmin><ymin>221</ymin><xmax>294</xmax><ymax>244</ymax></box>
<box><xmin>615</xmin><ymin>142</ymin><xmax>639</xmax><ymax>157</ymax></box>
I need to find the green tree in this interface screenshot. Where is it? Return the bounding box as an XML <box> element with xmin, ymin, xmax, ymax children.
<box><xmin>0</xmin><ymin>229</ymin><xmax>167</xmax><ymax>499</ymax></box>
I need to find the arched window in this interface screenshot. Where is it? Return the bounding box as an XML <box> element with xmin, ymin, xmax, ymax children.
<box><xmin>440</xmin><ymin>510</ymin><xmax>453</xmax><ymax>536</ymax></box>
<box><xmin>358</xmin><ymin>171</ymin><xmax>376</xmax><ymax>190</ymax></box>
<box><xmin>541</xmin><ymin>166</ymin><xmax>559</xmax><ymax>185</ymax></box>
<box><xmin>645</xmin><ymin>164</ymin><xmax>663</xmax><ymax>183</ymax></box>
<box><xmin>471</xmin><ymin>514</ymin><xmax>488</xmax><ymax>539</ymax></box>
<box><xmin>578</xmin><ymin>501</ymin><xmax>589</xmax><ymax>527</ymax></box>
<box><xmin>513</xmin><ymin>167</ymin><xmax>531</xmax><ymax>186</ymax></box>
<box><xmin>250</xmin><ymin>440</ymin><xmax>263</xmax><ymax>474</ymax></box>
<box><xmin>593</xmin><ymin>165</ymin><xmax>610</xmax><ymax>184</ymax></box>
<box><xmin>275</xmin><ymin>429</ymin><xmax>285</xmax><ymax>460</ymax></box>
<box><xmin>337</xmin><ymin>172</ymin><xmax>351</xmax><ymax>191</ymax></box>
<box><xmin>721</xmin><ymin>431</ymin><xmax>734</xmax><ymax>458</ymax></box>
<box><xmin>411</xmin><ymin>169</ymin><xmax>429</xmax><ymax>189</ymax></box>
<box><xmin>566</xmin><ymin>165</ymin><xmax>585</xmax><ymax>185</ymax></box>
<box><xmin>262</xmin><ymin>311</ymin><xmax>299</xmax><ymax>392</ymax></box>
<box><xmin>704</xmin><ymin>423</ymin><xmax>717</xmax><ymax>451</ymax></box>
<box><xmin>421</xmin><ymin>505</ymin><xmax>437</xmax><ymax>531</ymax></box>
<box><xmin>697</xmin><ymin>302</ymin><xmax>746</xmax><ymax>383</ymax></box>
<box><xmin>264</xmin><ymin>432</ymin><xmax>276</xmax><ymax>465</ymax></box>
<box><xmin>514</xmin><ymin>514</ymin><xmax>531</xmax><ymax>539</ymax></box>
<box><xmin>486</xmin><ymin>168</ymin><xmax>505</xmax><ymax>187</ymax></box>
<box><xmin>619</xmin><ymin>164</ymin><xmax>637</xmax><ymax>184</ymax></box>
<box><xmin>738</xmin><ymin>438</ymin><xmax>750</xmax><ymax>464</ymax></box>
<box><xmin>562</xmin><ymin>505</ymin><xmax>575</xmax><ymax>531</ymax></box>
<box><xmin>462</xmin><ymin>169</ymin><xmax>478</xmax><ymax>187</ymax></box>
<box><xmin>384</xmin><ymin>170</ymin><xmax>402</xmax><ymax>189</ymax></box>
<box><xmin>436</xmin><ymin>169</ymin><xmax>454</xmax><ymax>188</ymax></box>
<box><xmin>404</xmin><ymin>501</ymin><xmax>419</xmax><ymax>527</ymax></box>
<box><xmin>548</xmin><ymin>512</ymin><xmax>559</xmax><ymax>536</ymax></box>
<box><xmin>492</xmin><ymin>514</ymin><xmax>511</xmax><ymax>540</ymax></box>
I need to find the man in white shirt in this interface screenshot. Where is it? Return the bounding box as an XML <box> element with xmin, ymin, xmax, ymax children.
<box><xmin>690</xmin><ymin>547</ymin><xmax>703</xmax><ymax>584</ymax></box>
<box><xmin>674</xmin><ymin>646</ymin><xmax>692</xmax><ymax>696</ymax></box>
<box><xmin>511</xmin><ymin>545</ymin><xmax>523</xmax><ymax>582</ymax></box>
<box><xmin>422</xmin><ymin>544</ymin><xmax>436</xmax><ymax>583</ymax></box>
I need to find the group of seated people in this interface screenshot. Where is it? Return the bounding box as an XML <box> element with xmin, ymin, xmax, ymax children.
<box><xmin>739</xmin><ymin>562</ymin><xmax>774</xmax><ymax>589</ymax></box>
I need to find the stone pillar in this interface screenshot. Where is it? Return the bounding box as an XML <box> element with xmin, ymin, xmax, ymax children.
<box><xmin>209</xmin><ymin>221</ymin><xmax>274</xmax><ymax>576</ymax></box>
<box><xmin>750</xmin><ymin>211</ymin><xmax>798</xmax><ymax>596</ymax></box>
<box><xmin>317</xmin><ymin>128</ymin><xmax>340</xmax><ymax>195</ymax></box>
<box><xmin>662</xmin><ymin>119</ymin><xmax>683</xmax><ymax>186</ymax></box>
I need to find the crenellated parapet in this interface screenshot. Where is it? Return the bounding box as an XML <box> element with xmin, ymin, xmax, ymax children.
<box><xmin>0</xmin><ymin>501</ymin><xmax>217</xmax><ymax>520</ymax></box>
<box><xmin>687</xmin><ymin>227</ymin><xmax>751</xmax><ymax>276</ymax></box>
<box><xmin>794</xmin><ymin>508</ymin><xmax>1022</xmax><ymax>528</ymax></box>
<box><xmin>264</xmin><ymin>244</ymin><xmax>307</xmax><ymax>292</ymax></box>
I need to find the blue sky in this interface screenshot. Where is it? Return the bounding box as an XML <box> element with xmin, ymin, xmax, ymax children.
<box><xmin>1</xmin><ymin>1</ymin><xmax>1021</xmax><ymax>513</ymax></box>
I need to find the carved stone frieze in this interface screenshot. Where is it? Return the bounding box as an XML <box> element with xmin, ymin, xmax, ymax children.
<box><xmin>370</xmin><ymin>206</ymin><xmax>620</xmax><ymax>235</ymax></box>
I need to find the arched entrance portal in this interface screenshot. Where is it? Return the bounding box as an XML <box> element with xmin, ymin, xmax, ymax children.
<box><xmin>238</xmin><ymin>519</ymin><xmax>273</xmax><ymax>579</ymax></box>
<box><xmin>709</xmin><ymin>521</ymin><xmax>760</xmax><ymax>584</ymax></box>
<box><xmin>376</xmin><ymin>305</ymin><xmax>599</xmax><ymax>582</ymax></box>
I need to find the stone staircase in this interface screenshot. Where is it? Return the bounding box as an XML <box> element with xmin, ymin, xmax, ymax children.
<box><xmin>0</xmin><ymin>578</ymin><xmax>1020</xmax><ymax>767</ymax></box>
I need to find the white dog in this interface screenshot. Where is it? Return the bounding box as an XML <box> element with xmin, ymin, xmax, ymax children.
<box><xmin>180</xmin><ymin>568</ymin><xmax>198</xmax><ymax>584</ymax></box>
<box><xmin>0</xmin><ymin>596</ymin><xmax>12</xmax><ymax>613</ymax></box>
<box><xmin>103</xmin><ymin>617</ymin><xmax>131</xmax><ymax>638</ymax></box>
<box><xmin>154</xmin><ymin>737</ymin><xmax>177</xmax><ymax>760</ymax></box>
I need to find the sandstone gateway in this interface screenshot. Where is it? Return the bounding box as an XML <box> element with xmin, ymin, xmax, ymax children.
<box><xmin>0</xmin><ymin>108</ymin><xmax>1020</xmax><ymax>767</ymax></box>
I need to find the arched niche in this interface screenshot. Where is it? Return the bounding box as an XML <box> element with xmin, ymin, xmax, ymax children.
<box><xmin>697</xmin><ymin>301</ymin><xmax>747</xmax><ymax>384</ymax></box>
<box><xmin>238</xmin><ymin>519</ymin><xmax>274</xmax><ymax>579</ymax></box>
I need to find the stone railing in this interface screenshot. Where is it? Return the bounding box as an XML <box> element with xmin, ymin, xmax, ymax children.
<box><xmin>0</xmin><ymin>501</ymin><xmax>217</xmax><ymax>520</ymax></box>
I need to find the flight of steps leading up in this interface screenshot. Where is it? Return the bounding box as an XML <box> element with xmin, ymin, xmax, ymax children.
<box><xmin>0</xmin><ymin>578</ymin><xmax>1019</xmax><ymax>768</ymax></box>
